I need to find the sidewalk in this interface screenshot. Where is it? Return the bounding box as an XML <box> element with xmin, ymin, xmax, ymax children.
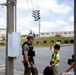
<box><xmin>60</xmin><ymin>44</ymin><xmax>74</xmax><ymax>47</ymax></box>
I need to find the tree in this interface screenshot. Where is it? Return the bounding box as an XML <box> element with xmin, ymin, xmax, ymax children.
<box><xmin>29</xmin><ymin>30</ymin><xmax>32</xmax><ymax>35</ymax></box>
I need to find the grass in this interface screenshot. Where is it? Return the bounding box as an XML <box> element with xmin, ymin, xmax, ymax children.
<box><xmin>0</xmin><ymin>40</ymin><xmax>6</xmax><ymax>46</ymax></box>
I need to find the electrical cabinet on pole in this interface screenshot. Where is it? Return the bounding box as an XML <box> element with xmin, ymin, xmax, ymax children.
<box><xmin>74</xmin><ymin>0</ymin><xmax>76</xmax><ymax>75</ymax></box>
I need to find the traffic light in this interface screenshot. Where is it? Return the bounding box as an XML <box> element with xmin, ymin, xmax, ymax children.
<box><xmin>37</xmin><ymin>10</ymin><xmax>40</xmax><ymax>20</ymax></box>
<box><xmin>32</xmin><ymin>10</ymin><xmax>35</xmax><ymax>18</ymax></box>
<box><xmin>32</xmin><ymin>10</ymin><xmax>40</xmax><ymax>21</ymax></box>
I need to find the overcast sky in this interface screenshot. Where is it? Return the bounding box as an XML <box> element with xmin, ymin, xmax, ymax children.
<box><xmin>0</xmin><ymin>0</ymin><xmax>74</xmax><ymax>34</ymax></box>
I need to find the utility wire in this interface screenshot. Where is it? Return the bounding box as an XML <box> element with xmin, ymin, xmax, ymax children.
<box><xmin>26</xmin><ymin>0</ymin><xmax>32</xmax><ymax>12</ymax></box>
<box><xmin>30</xmin><ymin>0</ymin><xmax>34</xmax><ymax>10</ymax></box>
<box><xmin>36</xmin><ymin>0</ymin><xmax>39</xmax><ymax>9</ymax></box>
<box><xmin>25</xmin><ymin>0</ymin><xmax>40</xmax><ymax>28</ymax></box>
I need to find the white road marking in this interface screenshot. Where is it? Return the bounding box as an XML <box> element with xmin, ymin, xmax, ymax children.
<box><xmin>0</xmin><ymin>67</ymin><xmax>5</xmax><ymax>70</ymax></box>
<box><xmin>0</xmin><ymin>64</ymin><xmax>5</xmax><ymax>67</ymax></box>
<box><xmin>0</xmin><ymin>61</ymin><xmax>42</xmax><ymax>75</ymax></box>
<box><xmin>0</xmin><ymin>61</ymin><xmax>5</xmax><ymax>71</ymax></box>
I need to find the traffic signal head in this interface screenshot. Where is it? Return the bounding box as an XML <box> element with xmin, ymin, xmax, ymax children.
<box><xmin>32</xmin><ymin>10</ymin><xmax>40</xmax><ymax>21</ymax></box>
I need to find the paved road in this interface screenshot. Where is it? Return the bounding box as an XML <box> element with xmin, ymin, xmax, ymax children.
<box><xmin>0</xmin><ymin>45</ymin><xmax>74</xmax><ymax>75</ymax></box>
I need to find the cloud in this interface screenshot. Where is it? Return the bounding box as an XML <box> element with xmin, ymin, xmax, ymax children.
<box><xmin>56</xmin><ymin>19</ymin><xmax>69</xmax><ymax>25</ymax></box>
<box><xmin>0</xmin><ymin>0</ymin><xmax>6</xmax><ymax>3</ymax></box>
<box><xmin>17</xmin><ymin>16</ymin><xmax>36</xmax><ymax>34</ymax></box>
<box><xmin>32</xmin><ymin>27</ymin><xmax>39</xmax><ymax>34</ymax></box>
<box><xmin>69</xmin><ymin>15</ymin><xmax>74</xmax><ymax>22</ymax></box>
<box><xmin>17</xmin><ymin>0</ymin><xmax>71</xmax><ymax>15</ymax></box>
<box><xmin>38</xmin><ymin>0</ymin><xmax>71</xmax><ymax>15</ymax></box>
<box><xmin>63</xmin><ymin>25</ymin><xmax>74</xmax><ymax>31</ymax></box>
<box><xmin>40</xmin><ymin>20</ymin><xmax>73</xmax><ymax>32</ymax></box>
<box><xmin>0</xmin><ymin>0</ymin><xmax>74</xmax><ymax>35</ymax></box>
<box><xmin>0</xmin><ymin>18</ymin><xmax>6</xmax><ymax>28</ymax></box>
<box><xmin>17</xmin><ymin>0</ymin><xmax>29</xmax><ymax>10</ymax></box>
<box><xmin>17</xmin><ymin>0</ymin><xmax>72</xmax><ymax>34</ymax></box>
<box><xmin>17</xmin><ymin>17</ymin><xmax>34</xmax><ymax>25</ymax></box>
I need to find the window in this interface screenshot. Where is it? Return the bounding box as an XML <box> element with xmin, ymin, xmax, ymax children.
<box><xmin>64</xmin><ymin>32</ymin><xmax>67</xmax><ymax>34</ymax></box>
<box><xmin>46</xmin><ymin>33</ymin><xmax>49</xmax><ymax>35</ymax></box>
<box><xmin>41</xmin><ymin>33</ymin><xmax>45</xmax><ymax>35</ymax></box>
<box><xmin>68</xmin><ymin>32</ymin><xmax>71</xmax><ymax>34</ymax></box>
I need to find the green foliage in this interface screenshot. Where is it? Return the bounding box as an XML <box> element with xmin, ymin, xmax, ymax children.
<box><xmin>0</xmin><ymin>36</ymin><xmax>74</xmax><ymax>47</ymax></box>
<box><xmin>21</xmin><ymin>35</ymin><xmax>27</xmax><ymax>37</ymax></box>
<box><xmin>21</xmin><ymin>36</ymin><xmax>74</xmax><ymax>47</ymax></box>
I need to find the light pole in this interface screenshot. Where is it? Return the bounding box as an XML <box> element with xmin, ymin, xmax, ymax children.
<box><xmin>39</xmin><ymin>18</ymin><xmax>40</xmax><ymax>46</ymax></box>
<box><xmin>6</xmin><ymin>0</ymin><xmax>17</xmax><ymax>75</ymax></box>
<box><xmin>74</xmin><ymin>0</ymin><xmax>76</xmax><ymax>75</ymax></box>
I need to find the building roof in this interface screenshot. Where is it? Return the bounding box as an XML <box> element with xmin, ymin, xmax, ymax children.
<box><xmin>40</xmin><ymin>31</ymin><xmax>74</xmax><ymax>33</ymax></box>
<box><xmin>0</xmin><ymin>28</ymin><xmax>6</xmax><ymax>30</ymax></box>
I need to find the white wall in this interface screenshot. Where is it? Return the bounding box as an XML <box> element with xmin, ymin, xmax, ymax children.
<box><xmin>40</xmin><ymin>31</ymin><xmax>74</xmax><ymax>37</ymax></box>
<box><xmin>0</xmin><ymin>29</ymin><xmax>6</xmax><ymax>38</ymax></box>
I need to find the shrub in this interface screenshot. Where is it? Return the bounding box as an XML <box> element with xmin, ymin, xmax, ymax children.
<box><xmin>43</xmin><ymin>40</ymin><xmax>47</xmax><ymax>44</ymax></box>
<box><xmin>64</xmin><ymin>40</ymin><xmax>69</xmax><ymax>44</ymax></box>
<box><xmin>70</xmin><ymin>40</ymin><xmax>74</xmax><ymax>43</ymax></box>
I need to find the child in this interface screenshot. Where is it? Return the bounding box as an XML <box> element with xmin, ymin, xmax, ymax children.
<box><xmin>50</xmin><ymin>44</ymin><xmax>60</xmax><ymax>75</ymax></box>
<box><xmin>43</xmin><ymin>66</ymin><xmax>53</xmax><ymax>75</ymax></box>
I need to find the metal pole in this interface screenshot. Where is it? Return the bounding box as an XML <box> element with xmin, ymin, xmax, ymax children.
<box><xmin>74</xmin><ymin>0</ymin><xmax>76</xmax><ymax>75</ymax></box>
<box><xmin>5</xmin><ymin>0</ymin><xmax>15</xmax><ymax>75</ymax></box>
<box><xmin>54</xmin><ymin>36</ymin><xmax>55</xmax><ymax>45</ymax></box>
<box><xmin>39</xmin><ymin>18</ymin><xmax>40</xmax><ymax>46</ymax></box>
<box><xmin>15</xmin><ymin>0</ymin><xmax>17</xmax><ymax>32</ymax></box>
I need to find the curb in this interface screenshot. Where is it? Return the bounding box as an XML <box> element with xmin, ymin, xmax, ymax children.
<box><xmin>60</xmin><ymin>44</ymin><xmax>73</xmax><ymax>47</ymax></box>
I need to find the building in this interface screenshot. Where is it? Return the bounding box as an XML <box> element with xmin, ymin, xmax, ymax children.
<box><xmin>0</xmin><ymin>28</ymin><xmax>6</xmax><ymax>40</ymax></box>
<box><xmin>40</xmin><ymin>31</ymin><xmax>74</xmax><ymax>37</ymax></box>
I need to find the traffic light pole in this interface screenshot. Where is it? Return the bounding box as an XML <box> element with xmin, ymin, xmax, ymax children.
<box><xmin>5</xmin><ymin>0</ymin><xmax>16</xmax><ymax>75</ymax></box>
<box><xmin>74</xmin><ymin>0</ymin><xmax>76</xmax><ymax>75</ymax></box>
<box><xmin>39</xmin><ymin>18</ymin><xmax>40</xmax><ymax>46</ymax></box>
<box><xmin>32</xmin><ymin>10</ymin><xmax>40</xmax><ymax>46</ymax></box>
